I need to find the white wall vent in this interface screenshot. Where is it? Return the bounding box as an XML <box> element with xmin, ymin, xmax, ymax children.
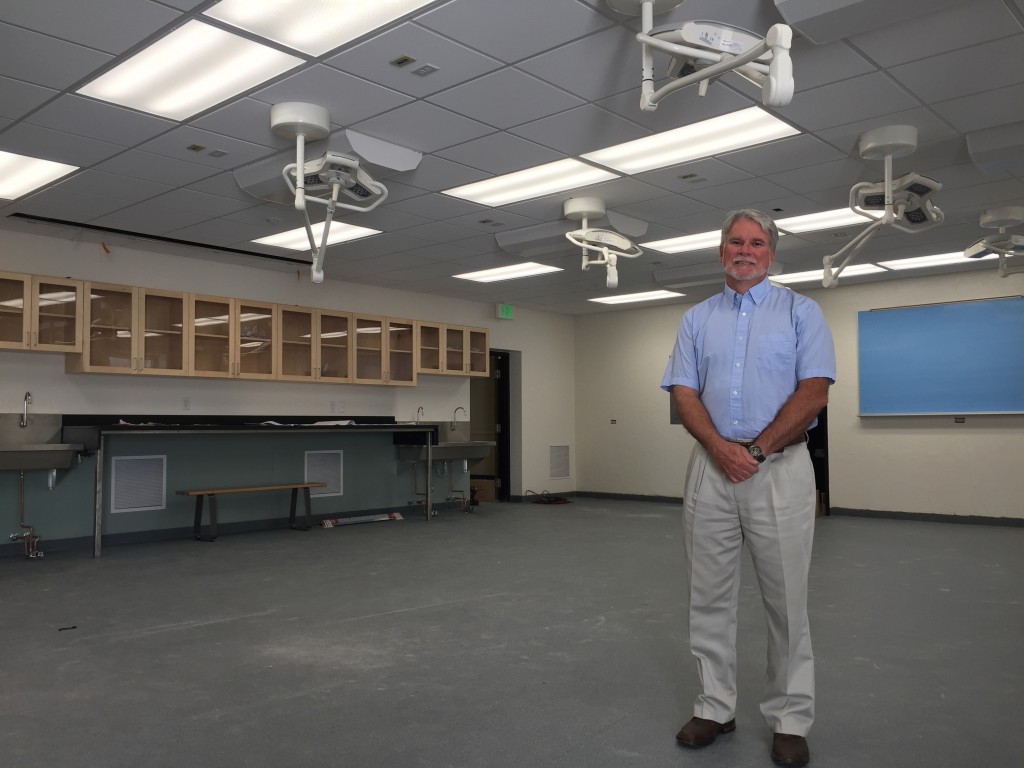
<box><xmin>305</xmin><ymin>450</ymin><xmax>343</xmax><ymax>497</ymax></box>
<box><xmin>111</xmin><ymin>455</ymin><xmax>166</xmax><ymax>513</ymax></box>
<box><xmin>549</xmin><ymin>445</ymin><xmax>570</xmax><ymax>480</ymax></box>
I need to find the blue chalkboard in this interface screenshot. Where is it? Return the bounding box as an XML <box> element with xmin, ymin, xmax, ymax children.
<box><xmin>858</xmin><ymin>296</ymin><xmax>1024</xmax><ymax>415</ymax></box>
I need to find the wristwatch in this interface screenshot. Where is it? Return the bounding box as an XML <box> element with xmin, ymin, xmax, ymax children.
<box><xmin>748</xmin><ymin>445</ymin><xmax>766</xmax><ymax>463</ymax></box>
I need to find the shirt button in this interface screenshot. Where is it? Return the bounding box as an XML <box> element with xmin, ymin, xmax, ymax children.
<box><xmin>735</xmin><ymin>362</ymin><xmax>741</xmax><ymax>368</ymax></box>
<box><xmin>732</xmin><ymin>390</ymin><xmax>738</xmax><ymax>395</ymax></box>
<box><xmin>732</xmin><ymin>420</ymin><xmax>738</xmax><ymax>425</ymax></box>
<box><xmin>741</xmin><ymin>312</ymin><xmax>747</xmax><ymax>317</ymax></box>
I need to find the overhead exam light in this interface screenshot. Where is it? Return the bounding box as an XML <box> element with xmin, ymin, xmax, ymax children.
<box><xmin>564</xmin><ymin>198</ymin><xmax>642</xmax><ymax>289</ymax></box>
<box><xmin>822</xmin><ymin>125</ymin><xmax>944</xmax><ymax>288</ymax></box>
<box><xmin>271</xmin><ymin>103</ymin><xmax>388</xmax><ymax>284</ymax></box>
<box><xmin>964</xmin><ymin>206</ymin><xmax>1024</xmax><ymax>278</ymax></box>
<box><xmin>604</xmin><ymin>0</ymin><xmax>795</xmax><ymax>111</ymax></box>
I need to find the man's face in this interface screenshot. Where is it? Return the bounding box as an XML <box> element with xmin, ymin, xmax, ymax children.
<box><xmin>720</xmin><ymin>218</ymin><xmax>775</xmax><ymax>288</ymax></box>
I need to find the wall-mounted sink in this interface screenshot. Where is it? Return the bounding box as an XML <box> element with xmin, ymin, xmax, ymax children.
<box><xmin>396</xmin><ymin>441</ymin><xmax>495</xmax><ymax>463</ymax></box>
<box><xmin>0</xmin><ymin>413</ymin><xmax>83</xmax><ymax>471</ymax></box>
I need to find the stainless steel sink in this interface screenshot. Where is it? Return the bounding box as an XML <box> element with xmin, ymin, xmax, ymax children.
<box><xmin>0</xmin><ymin>413</ymin><xmax>83</xmax><ymax>471</ymax></box>
<box><xmin>396</xmin><ymin>441</ymin><xmax>495</xmax><ymax>462</ymax></box>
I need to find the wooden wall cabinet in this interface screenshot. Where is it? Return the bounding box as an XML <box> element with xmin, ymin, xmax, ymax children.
<box><xmin>189</xmin><ymin>295</ymin><xmax>278</xmax><ymax>380</ymax></box>
<box><xmin>0</xmin><ymin>271</ymin><xmax>82</xmax><ymax>353</ymax></box>
<box><xmin>278</xmin><ymin>307</ymin><xmax>353</xmax><ymax>383</ymax></box>
<box><xmin>353</xmin><ymin>314</ymin><xmax>416</xmax><ymax>386</ymax></box>
<box><xmin>418</xmin><ymin>322</ymin><xmax>489</xmax><ymax>377</ymax></box>
<box><xmin>67</xmin><ymin>282</ymin><xmax>187</xmax><ymax>375</ymax></box>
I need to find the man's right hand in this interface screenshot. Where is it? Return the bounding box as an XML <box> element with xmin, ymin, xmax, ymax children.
<box><xmin>710</xmin><ymin>441</ymin><xmax>761</xmax><ymax>484</ymax></box>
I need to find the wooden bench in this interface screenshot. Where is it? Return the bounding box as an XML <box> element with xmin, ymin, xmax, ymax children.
<box><xmin>175</xmin><ymin>482</ymin><xmax>326</xmax><ymax>541</ymax></box>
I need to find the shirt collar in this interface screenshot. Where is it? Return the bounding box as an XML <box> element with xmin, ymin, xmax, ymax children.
<box><xmin>724</xmin><ymin>276</ymin><xmax>772</xmax><ymax>307</ymax></box>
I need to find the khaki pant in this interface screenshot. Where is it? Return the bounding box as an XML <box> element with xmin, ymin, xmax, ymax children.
<box><xmin>682</xmin><ymin>441</ymin><xmax>816</xmax><ymax>736</ymax></box>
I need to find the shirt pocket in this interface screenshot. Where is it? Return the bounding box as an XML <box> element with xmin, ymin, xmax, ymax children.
<box><xmin>753</xmin><ymin>331</ymin><xmax>796</xmax><ymax>373</ymax></box>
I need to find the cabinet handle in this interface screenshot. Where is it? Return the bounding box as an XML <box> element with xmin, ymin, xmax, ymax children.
<box><xmin>32</xmin><ymin>331</ymin><xmax>38</xmax><ymax>347</ymax></box>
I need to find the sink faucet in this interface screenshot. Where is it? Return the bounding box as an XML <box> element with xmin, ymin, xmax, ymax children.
<box><xmin>451</xmin><ymin>406</ymin><xmax>467</xmax><ymax>429</ymax></box>
<box><xmin>20</xmin><ymin>392</ymin><xmax>31</xmax><ymax>428</ymax></box>
<box><xmin>415</xmin><ymin>406</ymin><xmax>425</xmax><ymax>424</ymax></box>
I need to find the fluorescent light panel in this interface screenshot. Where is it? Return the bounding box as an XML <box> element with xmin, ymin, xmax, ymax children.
<box><xmin>254</xmin><ymin>221</ymin><xmax>381</xmax><ymax>250</ymax></box>
<box><xmin>643</xmin><ymin>230</ymin><xmax>720</xmax><ymax>254</ymax></box>
<box><xmin>776</xmin><ymin>208</ymin><xmax>869</xmax><ymax>233</ymax></box>
<box><xmin>0</xmin><ymin>151</ymin><xmax>78</xmax><ymax>200</ymax></box>
<box><xmin>582</xmin><ymin>107</ymin><xmax>798</xmax><ymax>174</ymax></box>
<box><xmin>772</xmin><ymin>264</ymin><xmax>887</xmax><ymax>284</ymax></box>
<box><xmin>589</xmin><ymin>290</ymin><xmax>684</xmax><ymax>305</ymax></box>
<box><xmin>454</xmin><ymin>263</ymin><xmax>563</xmax><ymax>283</ymax></box>
<box><xmin>878</xmin><ymin>252</ymin><xmax>997</xmax><ymax>270</ymax></box>
<box><xmin>77</xmin><ymin>20</ymin><xmax>302</xmax><ymax>120</ymax></box>
<box><xmin>443</xmin><ymin>159</ymin><xmax>618</xmax><ymax>206</ymax></box>
<box><xmin>205</xmin><ymin>0</ymin><xmax>438</xmax><ymax>56</ymax></box>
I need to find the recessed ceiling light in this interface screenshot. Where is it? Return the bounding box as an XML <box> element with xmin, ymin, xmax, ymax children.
<box><xmin>878</xmin><ymin>252</ymin><xmax>997</xmax><ymax>270</ymax></box>
<box><xmin>253</xmin><ymin>221</ymin><xmax>381</xmax><ymax>250</ymax></box>
<box><xmin>205</xmin><ymin>0</ymin><xmax>438</xmax><ymax>56</ymax></box>
<box><xmin>582</xmin><ymin>107</ymin><xmax>798</xmax><ymax>174</ymax></box>
<box><xmin>77</xmin><ymin>20</ymin><xmax>302</xmax><ymax>120</ymax></box>
<box><xmin>772</xmin><ymin>264</ymin><xmax>886</xmax><ymax>284</ymax></box>
<box><xmin>589</xmin><ymin>290</ymin><xmax>685</xmax><ymax>304</ymax></box>
<box><xmin>454</xmin><ymin>263</ymin><xmax>563</xmax><ymax>283</ymax></box>
<box><xmin>443</xmin><ymin>159</ymin><xmax>618</xmax><ymax>207</ymax></box>
<box><xmin>0</xmin><ymin>151</ymin><xmax>78</xmax><ymax>199</ymax></box>
<box><xmin>776</xmin><ymin>208</ymin><xmax>870</xmax><ymax>233</ymax></box>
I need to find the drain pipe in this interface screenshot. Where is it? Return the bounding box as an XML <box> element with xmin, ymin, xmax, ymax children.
<box><xmin>9</xmin><ymin>470</ymin><xmax>43</xmax><ymax>558</ymax></box>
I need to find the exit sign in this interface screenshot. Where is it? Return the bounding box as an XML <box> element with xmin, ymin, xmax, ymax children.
<box><xmin>495</xmin><ymin>303</ymin><xmax>515</xmax><ymax>320</ymax></box>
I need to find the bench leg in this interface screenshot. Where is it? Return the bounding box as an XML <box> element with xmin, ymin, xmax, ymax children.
<box><xmin>289</xmin><ymin>487</ymin><xmax>312</xmax><ymax>531</ymax></box>
<box><xmin>193</xmin><ymin>494</ymin><xmax>217</xmax><ymax>542</ymax></box>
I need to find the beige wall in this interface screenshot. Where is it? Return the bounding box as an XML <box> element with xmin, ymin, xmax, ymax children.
<box><xmin>0</xmin><ymin>229</ymin><xmax>575</xmax><ymax>498</ymax></box>
<box><xmin>575</xmin><ymin>269</ymin><xmax>1024</xmax><ymax>520</ymax></box>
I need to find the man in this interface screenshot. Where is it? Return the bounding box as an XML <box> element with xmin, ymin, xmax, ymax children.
<box><xmin>660</xmin><ymin>209</ymin><xmax>835</xmax><ymax>767</ymax></box>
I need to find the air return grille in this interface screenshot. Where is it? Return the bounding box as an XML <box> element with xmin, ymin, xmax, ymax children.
<box><xmin>549</xmin><ymin>445</ymin><xmax>570</xmax><ymax>480</ymax></box>
<box><xmin>305</xmin><ymin>450</ymin><xmax>343</xmax><ymax>497</ymax></box>
<box><xmin>111</xmin><ymin>455</ymin><xmax>166</xmax><ymax>513</ymax></box>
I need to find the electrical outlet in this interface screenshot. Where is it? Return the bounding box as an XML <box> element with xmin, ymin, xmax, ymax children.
<box><xmin>330</xmin><ymin>400</ymin><xmax>345</xmax><ymax>414</ymax></box>
<box><xmin>182</xmin><ymin>397</ymin><xmax>191</xmax><ymax>411</ymax></box>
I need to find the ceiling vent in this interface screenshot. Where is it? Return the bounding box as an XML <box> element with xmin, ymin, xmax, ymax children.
<box><xmin>773</xmin><ymin>0</ymin><xmax>970</xmax><ymax>44</ymax></box>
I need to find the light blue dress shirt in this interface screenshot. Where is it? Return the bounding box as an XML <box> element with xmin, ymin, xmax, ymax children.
<box><xmin>661</xmin><ymin>278</ymin><xmax>836</xmax><ymax>439</ymax></box>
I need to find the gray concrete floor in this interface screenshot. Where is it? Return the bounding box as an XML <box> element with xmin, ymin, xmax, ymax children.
<box><xmin>1</xmin><ymin>499</ymin><xmax>1021</xmax><ymax>767</ymax></box>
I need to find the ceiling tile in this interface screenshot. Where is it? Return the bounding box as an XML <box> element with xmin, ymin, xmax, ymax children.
<box><xmin>789</xmin><ymin>38</ymin><xmax>875</xmax><ymax>91</ymax></box>
<box><xmin>677</xmin><ymin>177</ymin><xmax>798</xmax><ymax>210</ymax></box>
<box><xmin>325</xmin><ymin>22</ymin><xmax>503</xmax><ymax>98</ymax></box>
<box><xmin>427</xmin><ymin>68</ymin><xmax>584</xmax><ymax>129</ymax></box>
<box><xmin>0</xmin><ymin>0</ymin><xmax>179</xmax><ymax>54</ymax></box>
<box><xmin>516</xmin><ymin>25</ymin><xmax>643</xmax><ymax>102</ymax></box>
<box><xmin>435</xmin><ymin>132</ymin><xmax>564</xmax><ymax>174</ymax></box>
<box><xmin>382</xmin><ymin>155</ymin><xmax>487</xmax><ymax>193</ymax></box>
<box><xmin>353</xmin><ymin>101</ymin><xmax>494</xmax><ymax>153</ymax></box>
<box><xmin>614</xmin><ymin>193</ymin><xmax>712</xmax><ymax>225</ymax></box>
<box><xmin>815</xmin><ymin>108</ymin><xmax>959</xmax><ymax>157</ymax></box>
<box><xmin>28</xmin><ymin>95</ymin><xmax>176</xmax><ymax>147</ymax></box>
<box><xmin>93</xmin><ymin>149</ymin><xmax>219</xmax><ymax>187</ymax></box>
<box><xmin>0</xmin><ymin>22</ymin><xmax>112</xmax><ymax>90</ymax></box>
<box><xmin>775</xmin><ymin>72</ymin><xmax>920</xmax><ymax>132</ymax></box>
<box><xmin>148</xmin><ymin>188</ymin><xmax>255</xmax><ymax>217</ymax></box>
<box><xmin>418</xmin><ymin>0</ymin><xmax>613</xmax><ymax>64</ymax></box>
<box><xmin>250</xmin><ymin>65</ymin><xmax>411</xmax><ymax>128</ymax></box>
<box><xmin>0</xmin><ymin>76</ymin><xmax>58</xmax><ymax>121</ymax></box>
<box><xmin>12</xmin><ymin>186</ymin><xmax>134</xmax><ymax>222</ymax></box>
<box><xmin>192</xmin><ymin>99</ymin><xmax>293</xmax><ymax>150</ymax></box>
<box><xmin>849</xmin><ymin>1</ymin><xmax>1022</xmax><ymax>68</ymax></box>
<box><xmin>91</xmin><ymin>202</ymin><xmax>214</xmax><ymax>233</ymax></box>
<box><xmin>719</xmin><ymin>135</ymin><xmax>845</xmax><ymax>176</ymax></box>
<box><xmin>635</xmin><ymin>158</ymin><xmax>754</xmax><ymax>194</ymax></box>
<box><xmin>888</xmin><ymin>36</ymin><xmax>1024</xmax><ymax>104</ymax></box>
<box><xmin>136</xmin><ymin>126</ymin><xmax>276</xmax><ymax>169</ymax></box>
<box><xmin>769</xmin><ymin>158</ymin><xmax>874</xmax><ymax>195</ymax></box>
<box><xmin>0</xmin><ymin>122</ymin><xmax>122</xmax><ymax>167</ymax></box>
<box><xmin>931</xmin><ymin>82</ymin><xmax>1024</xmax><ymax>134</ymax></box>
<box><xmin>51</xmin><ymin>169</ymin><xmax>172</xmax><ymax>203</ymax></box>
<box><xmin>594</xmin><ymin>81</ymin><xmax>754</xmax><ymax>133</ymax></box>
<box><xmin>509</xmin><ymin>104</ymin><xmax>646</xmax><ymax>155</ymax></box>
<box><xmin>388</xmin><ymin>192</ymin><xmax>488</xmax><ymax>221</ymax></box>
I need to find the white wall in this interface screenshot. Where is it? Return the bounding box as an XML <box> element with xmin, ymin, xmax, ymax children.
<box><xmin>575</xmin><ymin>269</ymin><xmax>1024</xmax><ymax>520</ymax></box>
<box><xmin>0</xmin><ymin>229</ymin><xmax>575</xmax><ymax>498</ymax></box>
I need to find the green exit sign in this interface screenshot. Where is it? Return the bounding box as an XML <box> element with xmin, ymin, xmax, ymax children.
<box><xmin>495</xmin><ymin>303</ymin><xmax>515</xmax><ymax>320</ymax></box>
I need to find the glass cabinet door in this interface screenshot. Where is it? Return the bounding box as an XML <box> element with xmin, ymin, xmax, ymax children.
<box><xmin>190</xmin><ymin>295</ymin><xmax>233</xmax><ymax>378</ymax></box>
<box><xmin>279</xmin><ymin>307</ymin><xmax>315</xmax><ymax>381</ymax></box>
<box><xmin>445</xmin><ymin>326</ymin><xmax>466</xmax><ymax>374</ymax></box>
<box><xmin>236</xmin><ymin>301</ymin><xmax>276</xmax><ymax>379</ymax></box>
<box><xmin>85</xmin><ymin>283</ymin><xmax>135</xmax><ymax>372</ymax></box>
<box><xmin>317</xmin><ymin>310</ymin><xmax>351</xmax><ymax>382</ymax></box>
<box><xmin>0</xmin><ymin>272</ymin><xmax>30</xmax><ymax>349</ymax></box>
<box><xmin>467</xmin><ymin>327</ymin><xmax>489</xmax><ymax>376</ymax></box>
<box><xmin>353</xmin><ymin>315</ymin><xmax>385</xmax><ymax>383</ymax></box>
<box><xmin>141</xmin><ymin>290</ymin><xmax>186</xmax><ymax>375</ymax></box>
<box><xmin>32</xmin><ymin>277</ymin><xmax>82</xmax><ymax>352</ymax></box>
<box><xmin>388</xmin><ymin>319</ymin><xmax>415</xmax><ymax>385</ymax></box>
<box><xmin>417</xmin><ymin>322</ymin><xmax>442</xmax><ymax>374</ymax></box>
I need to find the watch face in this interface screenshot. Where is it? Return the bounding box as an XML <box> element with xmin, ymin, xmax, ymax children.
<box><xmin>748</xmin><ymin>445</ymin><xmax>766</xmax><ymax>463</ymax></box>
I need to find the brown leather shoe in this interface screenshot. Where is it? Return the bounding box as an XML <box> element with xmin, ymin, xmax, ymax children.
<box><xmin>675</xmin><ymin>716</ymin><xmax>736</xmax><ymax>747</ymax></box>
<box><xmin>771</xmin><ymin>733</ymin><xmax>810</xmax><ymax>766</ymax></box>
